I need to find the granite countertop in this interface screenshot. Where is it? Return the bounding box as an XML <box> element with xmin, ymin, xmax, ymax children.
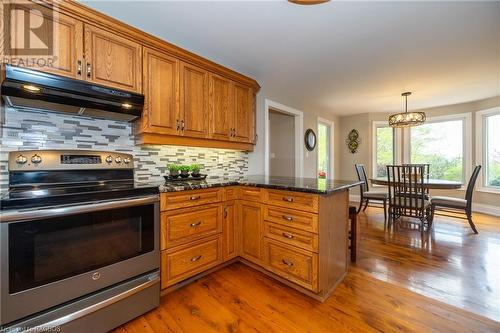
<box><xmin>155</xmin><ymin>175</ymin><xmax>363</xmax><ymax>195</ymax></box>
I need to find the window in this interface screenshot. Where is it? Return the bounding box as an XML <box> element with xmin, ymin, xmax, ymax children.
<box><xmin>477</xmin><ymin>108</ymin><xmax>500</xmax><ymax>191</ymax></box>
<box><xmin>317</xmin><ymin>118</ymin><xmax>334</xmax><ymax>179</ymax></box>
<box><xmin>373</xmin><ymin>122</ymin><xmax>395</xmax><ymax>178</ymax></box>
<box><xmin>409</xmin><ymin>114</ymin><xmax>470</xmax><ymax>183</ymax></box>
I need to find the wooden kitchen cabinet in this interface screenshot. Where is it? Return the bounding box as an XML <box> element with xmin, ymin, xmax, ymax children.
<box><xmin>6</xmin><ymin>4</ymin><xmax>83</xmax><ymax>79</ymax></box>
<box><xmin>222</xmin><ymin>201</ymin><xmax>238</xmax><ymax>260</ymax></box>
<box><xmin>233</xmin><ymin>83</ymin><xmax>254</xmax><ymax>143</ymax></box>
<box><xmin>239</xmin><ymin>201</ymin><xmax>263</xmax><ymax>265</ymax></box>
<box><xmin>141</xmin><ymin>47</ymin><xmax>179</xmax><ymax>135</ymax></box>
<box><xmin>209</xmin><ymin>74</ymin><xmax>233</xmax><ymax>141</ymax></box>
<box><xmin>84</xmin><ymin>25</ymin><xmax>142</xmax><ymax>92</ymax></box>
<box><xmin>179</xmin><ymin>62</ymin><xmax>209</xmax><ymax>138</ymax></box>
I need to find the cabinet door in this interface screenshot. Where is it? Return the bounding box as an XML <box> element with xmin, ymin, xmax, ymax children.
<box><xmin>233</xmin><ymin>83</ymin><xmax>254</xmax><ymax>143</ymax></box>
<box><xmin>209</xmin><ymin>74</ymin><xmax>232</xmax><ymax>140</ymax></box>
<box><xmin>239</xmin><ymin>201</ymin><xmax>263</xmax><ymax>264</ymax></box>
<box><xmin>222</xmin><ymin>201</ymin><xmax>238</xmax><ymax>260</ymax></box>
<box><xmin>179</xmin><ymin>62</ymin><xmax>208</xmax><ymax>138</ymax></box>
<box><xmin>7</xmin><ymin>4</ymin><xmax>83</xmax><ymax>79</ymax></box>
<box><xmin>84</xmin><ymin>25</ymin><xmax>142</xmax><ymax>92</ymax></box>
<box><xmin>142</xmin><ymin>47</ymin><xmax>179</xmax><ymax>135</ymax></box>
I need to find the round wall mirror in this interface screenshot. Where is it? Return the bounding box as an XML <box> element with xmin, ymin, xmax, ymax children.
<box><xmin>304</xmin><ymin>128</ymin><xmax>317</xmax><ymax>151</ymax></box>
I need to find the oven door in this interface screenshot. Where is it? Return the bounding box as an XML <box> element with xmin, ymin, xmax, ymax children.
<box><xmin>0</xmin><ymin>195</ymin><xmax>159</xmax><ymax>326</ymax></box>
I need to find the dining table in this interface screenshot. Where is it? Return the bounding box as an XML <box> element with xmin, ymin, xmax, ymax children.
<box><xmin>370</xmin><ymin>178</ymin><xmax>463</xmax><ymax>189</ymax></box>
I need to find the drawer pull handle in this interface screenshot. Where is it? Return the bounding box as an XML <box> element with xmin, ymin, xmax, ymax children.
<box><xmin>282</xmin><ymin>259</ymin><xmax>294</xmax><ymax>267</ymax></box>
<box><xmin>190</xmin><ymin>221</ymin><xmax>202</xmax><ymax>227</ymax></box>
<box><xmin>282</xmin><ymin>232</ymin><xmax>294</xmax><ymax>239</ymax></box>
<box><xmin>191</xmin><ymin>255</ymin><xmax>202</xmax><ymax>262</ymax></box>
<box><xmin>282</xmin><ymin>197</ymin><xmax>294</xmax><ymax>202</ymax></box>
<box><xmin>282</xmin><ymin>215</ymin><xmax>293</xmax><ymax>221</ymax></box>
<box><xmin>190</xmin><ymin>195</ymin><xmax>201</xmax><ymax>200</ymax></box>
<box><xmin>224</xmin><ymin>207</ymin><xmax>228</xmax><ymax>218</ymax></box>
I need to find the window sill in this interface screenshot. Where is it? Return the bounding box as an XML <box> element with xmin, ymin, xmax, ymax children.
<box><xmin>477</xmin><ymin>187</ymin><xmax>500</xmax><ymax>195</ymax></box>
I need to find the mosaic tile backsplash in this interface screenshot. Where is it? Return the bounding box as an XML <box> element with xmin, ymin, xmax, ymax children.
<box><xmin>0</xmin><ymin>107</ymin><xmax>248</xmax><ymax>188</ymax></box>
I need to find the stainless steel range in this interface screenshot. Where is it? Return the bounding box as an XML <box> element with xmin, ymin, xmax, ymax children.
<box><xmin>0</xmin><ymin>150</ymin><xmax>160</xmax><ymax>333</ymax></box>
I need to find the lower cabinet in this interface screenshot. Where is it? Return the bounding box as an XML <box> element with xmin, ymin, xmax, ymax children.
<box><xmin>160</xmin><ymin>187</ymin><xmax>349</xmax><ymax>300</ymax></box>
<box><xmin>222</xmin><ymin>201</ymin><xmax>238</xmax><ymax>260</ymax></box>
<box><xmin>238</xmin><ymin>200</ymin><xmax>263</xmax><ymax>265</ymax></box>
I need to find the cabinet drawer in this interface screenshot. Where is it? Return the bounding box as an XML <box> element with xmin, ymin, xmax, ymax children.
<box><xmin>161</xmin><ymin>189</ymin><xmax>223</xmax><ymax>211</ymax></box>
<box><xmin>225</xmin><ymin>187</ymin><xmax>238</xmax><ymax>201</ymax></box>
<box><xmin>265</xmin><ymin>190</ymin><xmax>318</xmax><ymax>213</ymax></box>
<box><xmin>162</xmin><ymin>204</ymin><xmax>222</xmax><ymax>249</ymax></box>
<box><xmin>161</xmin><ymin>236</ymin><xmax>222</xmax><ymax>288</ymax></box>
<box><xmin>264</xmin><ymin>239</ymin><xmax>318</xmax><ymax>292</ymax></box>
<box><xmin>264</xmin><ymin>222</ymin><xmax>318</xmax><ymax>252</ymax></box>
<box><xmin>238</xmin><ymin>187</ymin><xmax>263</xmax><ymax>202</ymax></box>
<box><xmin>264</xmin><ymin>206</ymin><xmax>318</xmax><ymax>233</ymax></box>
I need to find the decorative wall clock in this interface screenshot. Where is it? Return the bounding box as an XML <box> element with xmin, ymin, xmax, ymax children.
<box><xmin>346</xmin><ymin>129</ymin><xmax>360</xmax><ymax>154</ymax></box>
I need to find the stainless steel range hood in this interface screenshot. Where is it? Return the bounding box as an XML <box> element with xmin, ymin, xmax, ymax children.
<box><xmin>1</xmin><ymin>65</ymin><xmax>144</xmax><ymax>122</ymax></box>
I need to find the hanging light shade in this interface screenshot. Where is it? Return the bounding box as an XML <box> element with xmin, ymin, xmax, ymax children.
<box><xmin>388</xmin><ymin>92</ymin><xmax>426</xmax><ymax>127</ymax></box>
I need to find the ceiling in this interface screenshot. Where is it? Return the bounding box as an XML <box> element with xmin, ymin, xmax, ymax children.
<box><xmin>82</xmin><ymin>0</ymin><xmax>500</xmax><ymax>116</ymax></box>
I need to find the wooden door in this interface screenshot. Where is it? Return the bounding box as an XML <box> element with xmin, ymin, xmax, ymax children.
<box><xmin>222</xmin><ymin>201</ymin><xmax>238</xmax><ymax>260</ymax></box>
<box><xmin>142</xmin><ymin>47</ymin><xmax>179</xmax><ymax>135</ymax></box>
<box><xmin>233</xmin><ymin>83</ymin><xmax>254</xmax><ymax>143</ymax></box>
<box><xmin>209</xmin><ymin>74</ymin><xmax>232</xmax><ymax>140</ymax></box>
<box><xmin>239</xmin><ymin>201</ymin><xmax>263</xmax><ymax>264</ymax></box>
<box><xmin>7</xmin><ymin>4</ymin><xmax>83</xmax><ymax>79</ymax></box>
<box><xmin>179</xmin><ymin>62</ymin><xmax>208</xmax><ymax>138</ymax></box>
<box><xmin>84</xmin><ymin>25</ymin><xmax>142</xmax><ymax>92</ymax></box>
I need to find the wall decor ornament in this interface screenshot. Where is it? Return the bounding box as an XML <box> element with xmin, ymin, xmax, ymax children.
<box><xmin>304</xmin><ymin>128</ymin><xmax>317</xmax><ymax>151</ymax></box>
<box><xmin>346</xmin><ymin>129</ymin><xmax>360</xmax><ymax>154</ymax></box>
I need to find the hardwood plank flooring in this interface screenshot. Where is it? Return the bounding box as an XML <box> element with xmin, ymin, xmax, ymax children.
<box><xmin>114</xmin><ymin>208</ymin><xmax>500</xmax><ymax>332</ymax></box>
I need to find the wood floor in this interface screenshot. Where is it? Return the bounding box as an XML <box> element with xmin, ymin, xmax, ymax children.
<box><xmin>114</xmin><ymin>207</ymin><xmax>500</xmax><ymax>333</ymax></box>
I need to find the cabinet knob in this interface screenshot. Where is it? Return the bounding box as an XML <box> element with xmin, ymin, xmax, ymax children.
<box><xmin>282</xmin><ymin>259</ymin><xmax>294</xmax><ymax>267</ymax></box>
<box><xmin>282</xmin><ymin>215</ymin><xmax>293</xmax><ymax>221</ymax></box>
<box><xmin>190</xmin><ymin>195</ymin><xmax>201</xmax><ymax>200</ymax></box>
<box><xmin>190</xmin><ymin>221</ymin><xmax>202</xmax><ymax>227</ymax></box>
<box><xmin>282</xmin><ymin>232</ymin><xmax>294</xmax><ymax>239</ymax></box>
<box><xmin>282</xmin><ymin>197</ymin><xmax>294</xmax><ymax>203</ymax></box>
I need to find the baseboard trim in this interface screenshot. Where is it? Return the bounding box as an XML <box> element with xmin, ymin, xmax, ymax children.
<box><xmin>349</xmin><ymin>195</ymin><xmax>500</xmax><ymax>217</ymax></box>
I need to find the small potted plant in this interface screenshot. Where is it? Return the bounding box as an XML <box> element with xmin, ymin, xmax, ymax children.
<box><xmin>190</xmin><ymin>164</ymin><xmax>202</xmax><ymax>178</ymax></box>
<box><xmin>168</xmin><ymin>164</ymin><xmax>180</xmax><ymax>178</ymax></box>
<box><xmin>179</xmin><ymin>165</ymin><xmax>191</xmax><ymax>178</ymax></box>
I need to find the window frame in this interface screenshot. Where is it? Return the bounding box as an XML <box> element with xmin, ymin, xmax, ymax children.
<box><xmin>404</xmin><ymin>112</ymin><xmax>472</xmax><ymax>187</ymax></box>
<box><xmin>475</xmin><ymin>107</ymin><xmax>500</xmax><ymax>193</ymax></box>
<box><xmin>371</xmin><ymin>121</ymin><xmax>401</xmax><ymax>179</ymax></box>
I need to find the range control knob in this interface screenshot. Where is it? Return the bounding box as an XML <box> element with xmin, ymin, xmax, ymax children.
<box><xmin>123</xmin><ymin>157</ymin><xmax>131</xmax><ymax>164</ymax></box>
<box><xmin>15</xmin><ymin>155</ymin><xmax>28</xmax><ymax>164</ymax></box>
<box><xmin>115</xmin><ymin>156</ymin><xmax>122</xmax><ymax>163</ymax></box>
<box><xmin>105</xmin><ymin>155</ymin><xmax>113</xmax><ymax>164</ymax></box>
<box><xmin>31</xmin><ymin>154</ymin><xmax>42</xmax><ymax>164</ymax></box>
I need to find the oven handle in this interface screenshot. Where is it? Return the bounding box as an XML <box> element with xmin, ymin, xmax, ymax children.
<box><xmin>0</xmin><ymin>195</ymin><xmax>159</xmax><ymax>223</ymax></box>
<box><xmin>23</xmin><ymin>271</ymin><xmax>160</xmax><ymax>332</ymax></box>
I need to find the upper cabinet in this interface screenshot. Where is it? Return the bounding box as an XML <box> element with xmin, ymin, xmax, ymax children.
<box><xmin>179</xmin><ymin>62</ymin><xmax>209</xmax><ymax>138</ymax></box>
<box><xmin>233</xmin><ymin>83</ymin><xmax>255</xmax><ymax>144</ymax></box>
<box><xmin>141</xmin><ymin>47</ymin><xmax>179</xmax><ymax>135</ymax></box>
<box><xmin>209</xmin><ymin>74</ymin><xmax>233</xmax><ymax>141</ymax></box>
<box><xmin>11</xmin><ymin>1</ymin><xmax>259</xmax><ymax>151</ymax></box>
<box><xmin>7</xmin><ymin>4</ymin><xmax>83</xmax><ymax>79</ymax></box>
<box><xmin>84</xmin><ymin>25</ymin><xmax>142</xmax><ymax>92</ymax></box>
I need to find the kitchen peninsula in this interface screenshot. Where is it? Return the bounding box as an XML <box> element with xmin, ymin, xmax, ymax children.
<box><xmin>158</xmin><ymin>176</ymin><xmax>362</xmax><ymax>301</ymax></box>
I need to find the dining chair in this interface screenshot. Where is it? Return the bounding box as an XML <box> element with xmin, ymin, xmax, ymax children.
<box><xmin>403</xmin><ymin>163</ymin><xmax>430</xmax><ymax>198</ymax></box>
<box><xmin>355</xmin><ymin>164</ymin><xmax>388</xmax><ymax>220</ymax></box>
<box><xmin>429</xmin><ymin>165</ymin><xmax>482</xmax><ymax>234</ymax></box>
<box><xmin>386</xmin><ymin>164</ymin><xmax>431</xmax><ymax>231</ymax></box>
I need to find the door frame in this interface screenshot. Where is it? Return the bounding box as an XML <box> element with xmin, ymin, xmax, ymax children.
<box><xmin>317</xmin><ymin>117</ymin><xmax>335</xmax><ymax>179</ymax></box>
<box><xmin>264</xmin><ymin>99</ymin><xmax>304</xmax><ymax>178</ymax></box>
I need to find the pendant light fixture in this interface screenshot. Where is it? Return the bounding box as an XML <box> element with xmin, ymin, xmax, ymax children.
<box><xmin>388</xmin><ymin>92</ymin><xmax>426</xmax><ymax>127</ymax></box>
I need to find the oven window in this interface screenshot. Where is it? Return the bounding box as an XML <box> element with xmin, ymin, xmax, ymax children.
<box><xmin>9</xmin><ymin>204</ymin><xmax>154</xmax><ymax>294</ymax></box>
